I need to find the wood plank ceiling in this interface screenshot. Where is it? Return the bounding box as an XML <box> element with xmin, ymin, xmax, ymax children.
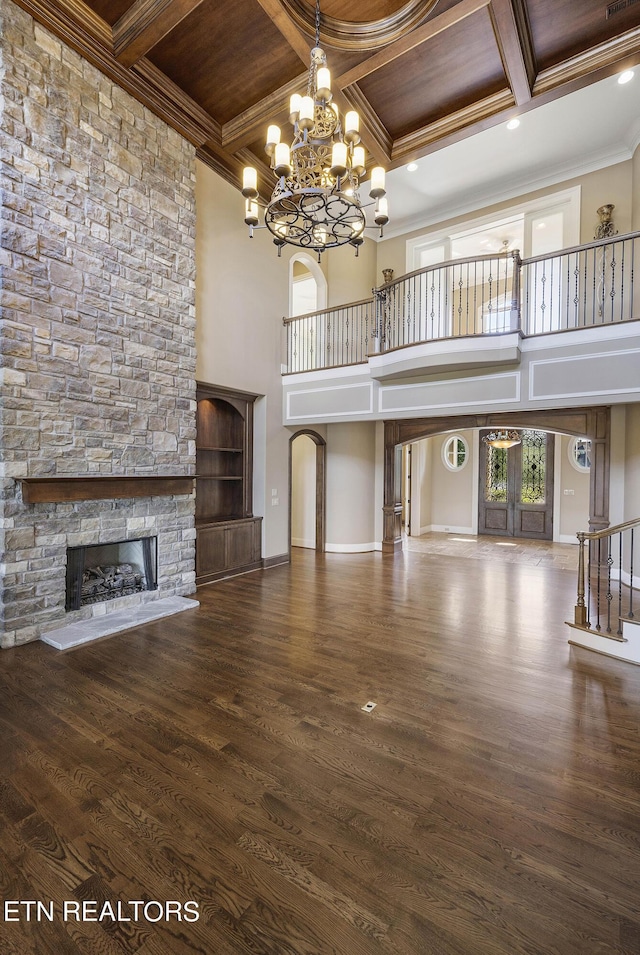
<box><xmin>12</xmin><ymin>0</ymin><xmax>640</xmax><ymax>199</ymax></box>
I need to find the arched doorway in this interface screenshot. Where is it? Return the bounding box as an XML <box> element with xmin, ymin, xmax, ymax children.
<box><xmin>289</xmin><ymin>430</ymin><xmax>326</xmax><ymax>553</ymax></box>
<box><xmin>384</xmin><ymin>407</ymin><xmax>610</xmax><ymax>552</ymax></box>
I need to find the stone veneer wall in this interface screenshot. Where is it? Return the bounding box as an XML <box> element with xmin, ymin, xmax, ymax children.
<box><xmin>0</xmin><ymin>0</ymin><xmax>197</xmax><ymax>647</ymax></box>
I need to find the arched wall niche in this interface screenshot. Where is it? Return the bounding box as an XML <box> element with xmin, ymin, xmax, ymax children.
<box><xmin>382</xmin><ymin>406</ymin><xmax>610</xmax><ymax>551</ymax></box>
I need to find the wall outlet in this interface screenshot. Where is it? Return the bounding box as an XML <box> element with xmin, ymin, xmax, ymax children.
<box><xmin>361</xmin><ymin>701</ymin><xmax>376</xmax><ymax>713</ymax></box>
<box><xmin>271</xmin><ymin>497</ymin><xmax>279</xmax><ymax>506</ymax></box>
<box><xmin>563</xmin><ymin>488</ymin><xmax>575</xmax><ymax>495</ymax></box>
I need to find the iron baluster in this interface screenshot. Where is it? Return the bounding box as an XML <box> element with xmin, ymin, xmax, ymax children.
<box><xmin>630</xmin><ymin>528</ymin><xmax>635</xmax><ymax>620</ymax></box>
<box><xmin>595</xmin><ymin>538</ymin><xmax>602</xmax><ymax>631</ymax></box>
<box><xmin>618</xmin><ymin>532</ymin><xmax>623</xmax><ymax>636</ymax></box>
<box><xmin>606</xmin><ymin>537</ymin><xmax>613</xmax><ymax>634</ymax></box>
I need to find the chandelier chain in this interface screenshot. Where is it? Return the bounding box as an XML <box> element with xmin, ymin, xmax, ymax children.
<box><xmin>315</xmin><ymin>0</ymin><xmax>321</xmax><ymax>48</ymax></box>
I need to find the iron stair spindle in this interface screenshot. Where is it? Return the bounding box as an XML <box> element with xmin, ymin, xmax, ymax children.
<box><xmin>606</xmin><ymin>536</ymin><xmax>613</xmax><ymax>634</ymax></box>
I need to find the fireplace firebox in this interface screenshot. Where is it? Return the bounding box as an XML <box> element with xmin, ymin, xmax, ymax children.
<box><xmin>66</xmin><ymin>537</ymin><xmax>158</xmax><ymax>612</ymax></box>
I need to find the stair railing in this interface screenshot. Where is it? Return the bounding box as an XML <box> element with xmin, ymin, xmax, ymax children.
<box><xmin>574</xmin><ymin>518</ymin><xmax>639</xmax><ymax>637</ymax></box>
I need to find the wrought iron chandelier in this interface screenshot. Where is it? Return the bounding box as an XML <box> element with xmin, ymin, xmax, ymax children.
<box><xmin>483</xmin><ymin>430</ymin><xmax>522</xmax><ymax>449</ymax></box>
<box><xmin>241</xmin><ymin>0</ymin><xmax>389</xmax><ymax>259</ymax></box>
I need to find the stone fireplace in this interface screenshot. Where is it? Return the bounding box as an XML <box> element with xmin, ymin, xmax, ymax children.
<box><xmin>0</xmin><ymin>2</ymin><xmax>198</xmax><ymax>647</ymax></box>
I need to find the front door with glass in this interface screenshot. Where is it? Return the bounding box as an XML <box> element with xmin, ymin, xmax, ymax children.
<box><xmin>478</xmin><ymin>429</ymin><xmax>554</xmax><ymax>539</ymax></box>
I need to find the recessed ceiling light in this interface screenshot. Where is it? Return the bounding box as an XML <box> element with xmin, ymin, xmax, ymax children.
<box><xmin>618</xmin><ymin>70</ymin><xmax>635</xmax><ymax>85</ymax></box>
<box><xmin>506</xmin><ymin>118</ymin><xmax>520</xmax><ymax>130</ymax></box>
<box><xmin>406</xmin><ymin>162</ymin><xmax>418</xmax><ymax>172</ymax></box>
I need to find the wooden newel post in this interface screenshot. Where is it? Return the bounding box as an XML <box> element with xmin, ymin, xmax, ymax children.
<box><xmin>574</xmin><ymin>531</ymin><xmax>588</xmax><ymax>627</ymax></box>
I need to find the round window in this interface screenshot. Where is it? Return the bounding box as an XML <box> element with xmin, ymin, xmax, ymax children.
<box><xmin>568</xmin><ymin>437</ymin><xmax>591</xmax><ymax>473</ymax></box>
<box><xmin>442</xmin><ymin>434</ymin><xmax>469</xmax><ymax>471</ymax></box>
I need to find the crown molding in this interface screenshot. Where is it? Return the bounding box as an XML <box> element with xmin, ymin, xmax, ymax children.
<box><xmin>391</xmin><ymin>88</ymin><xmax>515</xmax><ymax>163</ymax></box>
<box><xmin>279</xmin><ymin>0</ymin><xmax>441</xmax><ymax>51</ymax></box>
<box><xmin>113</xmin><ymin>0</ymin><xmax>207</xmax><ymax>68</ymax></box>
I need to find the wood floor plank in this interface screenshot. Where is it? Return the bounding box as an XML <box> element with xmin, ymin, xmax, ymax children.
<box><xmin>1</xmin><ymin>545</ymin><xmax>640</xmax><ymax>953</ymax></box>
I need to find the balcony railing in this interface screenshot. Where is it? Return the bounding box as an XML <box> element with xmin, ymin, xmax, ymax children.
<box><xmin>522</xmin><ymin>231</ymin><xmax>638</xmax><ymax>335</ymax></box>
<box><xmin>282</xmin><ymin>230</ymin><xmax>639</xmax><ymax>374</ymax></box>
<box><xmin>283</xmin><ymin>298</ymin><xmax>374</xmax><ymax>373</ymax></box>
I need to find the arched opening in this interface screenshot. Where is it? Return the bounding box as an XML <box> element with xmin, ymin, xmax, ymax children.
<box><xmin>386</xmin><ymin>408</ymin><xmax>609</xmax><ymax>552</ymax></box>
<box><xmin>289</xmin><ymin>253</ymin><xmax>327</xmax><ymax>317</ymax></box>
<box><xmin>289</xmin><ymin>430</ymin><xmax>326</xmax><ymax>553</ymax></box>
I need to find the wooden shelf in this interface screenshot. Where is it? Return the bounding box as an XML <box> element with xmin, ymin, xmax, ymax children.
<box><xmin>21</xmin><ymin>475</ymin><xmax>194</xmax><ymax>504</ymax></box>
<box><xmin>195</xmin><ymin>382</ymin><xmax>261</xmax><ymax>582</ymax></box>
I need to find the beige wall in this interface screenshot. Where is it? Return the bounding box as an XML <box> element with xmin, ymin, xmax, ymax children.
<box><xmin>411</xmin><ymin>432</ymin><xmax>476</xmax><ymax>534</ymax></box>
<box><xmin>326</xmin><ymin>237</ymin><xmax>377</xmax><ymax>307</ymax></box>
<box><xmin>633</xmin><ymin>142</ymin><xmax>640</xmax><ymax>230</ymax></box>
<box><xmin>624</xmin><ymin>403</ymin><xmax>640</xmax><ymax>522</ymax></box>
<box><xmin>196</xmin><ymin>163</ymin><xmax>293</xmax><ymax>558</ymax></box>
<box><xmin>325</xmin><ymin>422</ymin><xmax>377</xmax><ymax>549</ymax></box>
<box><xmin>429</xmin><ymin>431</ymin><xmax>476</xmax><ymax>531</ymax></box>
<box><xmin>377</xmin><ymin>160</ymin><xmax>635</xmax><ymax>278</ymax></box>
<box><xmin>556</xmin><ymin>435</ymin><xmax>591</xmax><ymax>539</ymax></box>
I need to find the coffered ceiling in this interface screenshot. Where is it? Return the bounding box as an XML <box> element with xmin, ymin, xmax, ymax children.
<box><xmin>13</xmin><ymin>0</ymin><xmax>640</xmax><ymax>200</ymax></box>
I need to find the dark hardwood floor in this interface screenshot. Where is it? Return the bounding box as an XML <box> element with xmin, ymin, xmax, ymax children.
<box><xmin>2</xmin><ymin>546</ymin><xmax>640</xmax><ymax>954</ymax></box>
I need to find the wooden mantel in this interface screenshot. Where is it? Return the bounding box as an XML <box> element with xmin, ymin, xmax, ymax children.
<box><xmin>20</xmin><ymin>475</ymin><xmax>195</xmax><ymax>504</ymax></box>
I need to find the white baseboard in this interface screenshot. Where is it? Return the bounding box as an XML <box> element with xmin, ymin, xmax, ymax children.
<box><xmin>291</xmin><ymin>538</ymin><xmax>315</xmax><ymax>549</ymax></box>
<box><xmin>554</xmin><ymin>534</ymin><xmax>580</xmax><ymax>544</ymax></box>
<box><xmin>325</xmin><ymin>541</ymin><xmax>382</xmax><ymax>553</ymax></box>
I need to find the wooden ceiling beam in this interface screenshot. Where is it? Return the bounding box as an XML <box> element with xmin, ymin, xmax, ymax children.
<box><xmin>336</xmin><ymin>0</ymin><xmax>491</xmax><ymax>89</ymax></box>
<box><xmin>113</xmin><ymin>0</ymin><xmax>207</xmax><ymax>69</ymax></box>
<box><xmin>132</xmin><ymin>59</ymin><xmax>221</xmax><ymax>143</ymax></box>
<box><xmin>488</xmin><ymin>0</ymin><xmax>535</xmax><ymax>106</ymax></box>
<box><xmin>532</xmin><ymin>25</ymin><xmax>640</xmax><ymax>99</ymax></box>
<box><xmin>338</xmin><ymin>85</ymin><xmax>393</xmax><ymax>166</ymax></box>
<box><xmin>252</xmin><ymin>0</ymin><xmax>313</xmax><ymax>65</ymax></box>
<box><xmin>222</xmin><ymin>71</ymin><xmax>309</xmax><ymax>152</ymax></box>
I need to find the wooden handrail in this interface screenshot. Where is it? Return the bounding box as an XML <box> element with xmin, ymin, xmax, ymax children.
<box><xmin>521</xmin><ymin>228</ymin><xmax>640</xmax><ymax>267</ymax></box>
<box><xmin>372</xmin><ymin>249</ymin><xmax>520</xmax><ymax>292</ymax></box>
<box><xmin>580</xmin><ymin>516</ymin><xmax>640</xmax><ymax>541</ymax></box>
<box><xmin>282</xmin><ymin>297</ymin><xmax>374</xmax><ymax>325</ymax></box>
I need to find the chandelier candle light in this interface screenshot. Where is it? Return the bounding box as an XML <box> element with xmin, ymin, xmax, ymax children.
<box><xmin>241</xmin><ymin>0</ymin><xmax>389</xmax><ymax>259</ymax></box>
